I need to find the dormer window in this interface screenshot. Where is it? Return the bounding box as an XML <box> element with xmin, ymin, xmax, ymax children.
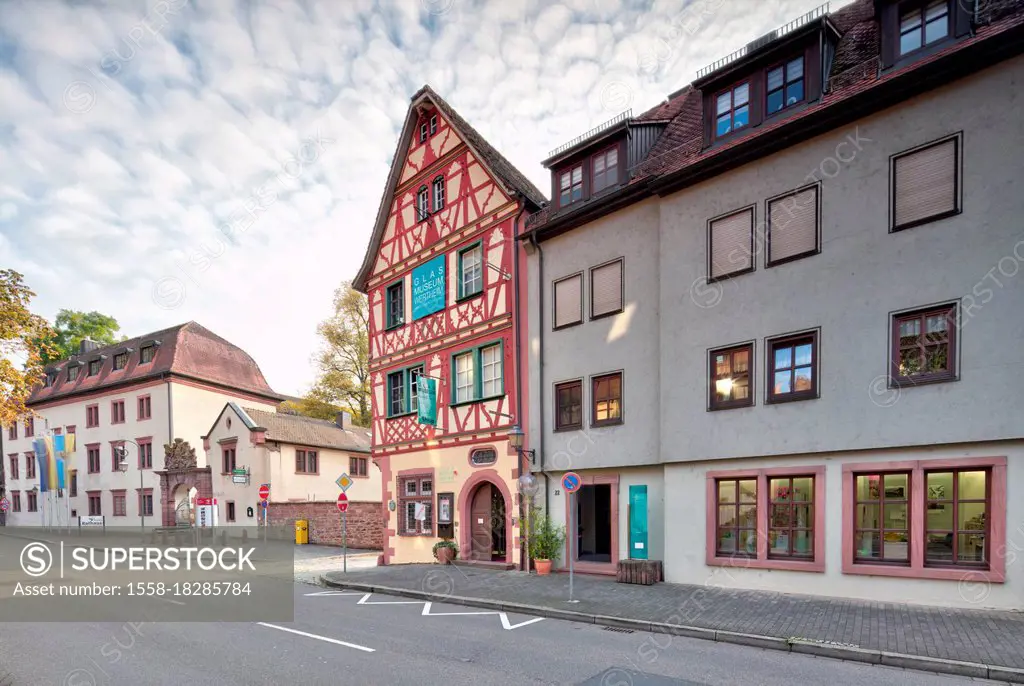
<box><xmin>591</xmin><ymin>147</ymin><xmax>619</xmax><ymax>194</ymax></box>
<box><xmin>766</xmin><ymin>57</ymin><xmax>804</xmax><ymax>115</ymax></box>
<box><xmin>899</xmin><ymin>0</ymin><xmax>949</xmax><ymax>56</ymax></box>
<box><xmin>559</xmin><ymin>165</ymin><xmax>583</xmax><ymax>206</ymax></box>
<box><xmin>88</xmin><ymin>359</ymin><xmax>101</xmax><ymax>376</ymax></box>
<box><xmin>416</xmin><ymin>186</ymin><xmax>430</xmax><ymax>221</ymax></box>
<box><xmin>140</xmin><ymin>344</ymin><xmax>155</xmax><ymax>364</ymax></box>
<box><xmin>715</xmin><ymin>82</ymin><xmax>749</xmax><ymax>137</ymax></box>
<box><xmin>112</xmin><ymin>352</ymin><xmax>128</xmax><ymax>371</ymax></box>
<box><xmin>429</xmin><ymin>115</ymin><xmax>437</xmax><ymax>135</ymax></box>
<box><xmin>44</xmin><ymin>371</ymin><xmax>57</xmax><ymax>387</ymax></box>
<box><xmin>67</xmin><ymin>365</ymin><xmax>79</xmax><ymax>382</ymax></box>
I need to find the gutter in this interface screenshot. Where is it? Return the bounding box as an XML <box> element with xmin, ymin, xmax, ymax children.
<box><xmin>512</xmin><ymin>195</ymin><xmax>527</xmax><ymax>571</ymax></box>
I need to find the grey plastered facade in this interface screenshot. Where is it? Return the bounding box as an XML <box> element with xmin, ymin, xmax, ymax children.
<box><xmin>525</xmin><ymin>54</ymin><xmax>1024</xmax><ymax>608</ymax></box>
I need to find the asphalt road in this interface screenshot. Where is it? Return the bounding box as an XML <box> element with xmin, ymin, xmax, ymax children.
<box><xmin>0</xmin><ymin>579</ymin><xmax>1008</xmax><ymax>686</ymax></box>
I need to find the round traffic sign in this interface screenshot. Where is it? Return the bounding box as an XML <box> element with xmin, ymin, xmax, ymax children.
<box><xmin>0</xmin><ymin>497</ymin><xmax>9</xmax><ymax>512</ymax></box>
<box><xmin>258</xmin><ymin>484</ymin><xmax>270</xmax><ymax>500</ymax></box>
<box><xmin>562</xmin><ymin>471</ymin><xmax>582</xmax><ymax>494</ymax></box>
<box><xmin>337</xmin><ymin>492</ymin><xmax>349</xmax><ymax>512</ymax></box>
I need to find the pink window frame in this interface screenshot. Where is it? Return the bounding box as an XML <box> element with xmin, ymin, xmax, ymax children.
<box><xmin>706</xmin><ymin>465</ymin><xmax>826</xmax><ymax>573</ymax></box>
<box><xmin>842</xmin><ymin>456</ymin><xmax>1007</xmax><ymax>583</ymax></box>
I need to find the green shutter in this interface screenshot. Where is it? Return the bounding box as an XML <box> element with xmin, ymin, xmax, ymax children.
<box><xmin>628</xmin><ymin>485</ymin><xmax>648</xmax><ymax>560</ymax></box>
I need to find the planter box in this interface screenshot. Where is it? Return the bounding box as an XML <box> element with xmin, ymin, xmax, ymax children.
<box><xmin>616</xmin><ymin>559</ymin><xmax>663</xmax><ymax>585</ymax></box>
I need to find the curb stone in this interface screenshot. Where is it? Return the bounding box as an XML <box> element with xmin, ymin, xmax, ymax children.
<box><xmin>320</xmin><ymin>576</ymin><xmax>1021</xmax><ymax>682</ymax></box>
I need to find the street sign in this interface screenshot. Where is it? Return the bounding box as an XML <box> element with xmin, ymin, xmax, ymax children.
<box><xmin>260</xmin><ymin>500</ymin><xmax>268</xmax><ymax>508</ymax></box>
<box><xmin>258</xmin><ymin>483</ymin><xmax>270</xmax><ymax>500</ymax></box>
<box><xmin>195</xmin><ymin>497</ymin><xmax>217</xmax><ymax>506</ymax></box>
<box><xmin>0</xmin><ymin>497</ymin><xmax>8</xmax><ymax>512</ymax></box>
<box><xmin>336</xmin><ymin>473</ymin><xmax>353</xmax><ymax>492</ymax></box>
<box><xmin>79</xmin><ymin>515</ymin><xmax>104</xmax><ymax>527</ymax></box>
<box><xmin>337</xmin><ymin>492</ymin><xmax>349</xmax><ymax>512</ymax></box>
<box><xmin>562</xmin><ymin>472</ymin><xmax>582</xmax><ymax>494</ymax></box>
<box><xmin>232</xmin><ymin>475</ymin><xmax>248</xmax><ymax>484</ymax></box>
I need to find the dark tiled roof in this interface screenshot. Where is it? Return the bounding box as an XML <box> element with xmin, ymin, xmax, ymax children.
<box><xmin>242</xmin><ymin>407</ymin><xmax>371</xmax><ymax>453</ymax></box>
<box><xmin>353</xmin><ymin>85</ymin><xmax>547</xmax><ymax>291</ymax></box>
<box><xmin>527</xmin><ymin>0</ymin><xmax>1024</xmax><ymax>232</ymax></box>
<box><xmin>30</xmin><ymin>321</ymin><xmax>281</xmax><ymax>405</ymax></box>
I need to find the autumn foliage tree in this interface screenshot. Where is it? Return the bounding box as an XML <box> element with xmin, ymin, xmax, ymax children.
<box><xmin>310</xmin><ymin>281</ymin><xmax>370</xmax><ymax>426</ymax></box>
<box><xmin>0</xmin><ymin>270</ymin><xmax>56</xmax><ymax>427</ymax></box>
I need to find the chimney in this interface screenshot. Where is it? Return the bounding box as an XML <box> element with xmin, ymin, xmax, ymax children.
<box><xmin>78</xmin><ymin>338</ymin><xmax>100</xmax><ymax>354</ymax></box>
<box><xmin>335</xmin><ymin>411</ymin><xmax>352</xmax><ymax>429</ymax></box>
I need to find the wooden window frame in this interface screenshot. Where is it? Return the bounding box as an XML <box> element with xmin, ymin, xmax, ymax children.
<box><xmin>890</xmin><ymin>302</ymin><xmax>958</xmax><ymax>387</ymax></box>
<box><xmin>110</xmin><ymin>400</ymin><xmax>126</xmax><ymax>425</ymax></box>
<box><xmin>137</xmin><ymin>439</ymin><xmax>153</xmax><ymax>470</ymax></box>
<box><xmin>222</xmin><ymin>446</ymin><xmax>237</xmax><ymax>474</ymax></box>
<box><xmin>137</xmin><ymin>395</ymin><xmax>152</xmax><ymax>420</ymax></box>
<box><xmin>552</xmin><ymin>272</ymin><xmax>584</xmax><ymax>330</ymax></box>
<box><xmin>70</xmin><ymin>471</ymin><xmax>78</xmax><ymax>498</ymax></box>
<box><xmin>765</xmin><ymin>55</ymin><xmax>806</xmax><ymax>117</ymax></box>
<box><xmin>8</xmin><ymin>454</ymin><xmax>18</xmax><ymax>481</ymax></box>
<box><xmin>398</xmin><ymin>473</ymin><xmax>435</xmax><ymax>536</ymax></box>
<box><xmin>469</xmin><ymin>448</ymin><xmax>497</xmax><ymax>467</ymax></box>
<box><xmin>25</xmin><ymin>417</ymin><xmax>33</xmax><ymax>438</ymax></box>
<box><xmin>25</xmin><ymin>452</ymin><xmax>35</xmax><ymax>480</ymax></box>
<box><xmin>897</xmin><ymin>0</ymin><xmax>952</xmax><ymax>58</ymax></box>
<box><xmin>86</xmin><ymin>404</ymin><xmax>99</xmax><ymax>428</ymax></box>
<box><xmin>350</xmin><ymin>456</ymin><xmax>369</xmax><ymax>477</ymax></box>
<box><xmin>385</xmin><ymin>279</ymin><xmax>405</xmax><ymax>330</ymax></box>
<box><xmin>558</xmin><ymin>164</ymin><xmax>584</xmax><ymax>208</ymax></box>
<box><xmin>712</xmin><ymin>80</ymin><xmax>751</xmax><ymax>141</ymax></box>
<box><xmin>707</xmin><ymin>205</ymin><xmax>755</xmax><ymax>282</ymax></box>
<box><xmin>889</xmin><ymin>132</ymin><xmax>962</xmax><ymax>232</ymax></box>
<box><xmin>714</xmin><ymin>477</ymin><xmax>759</xmax><ymax>558</ymax></box>
<box><xmin>226</xmin><ymin>501</ymin><xmax>236</xmax><ymax>522</ymax></box>
<box><xmin>386</xmin><ymin>363</ymin><xmax>423</xmax><ymax>418</ymax></box>
<box><xmin>86</xmin><ymin>444</ymin><xmax>101</xmax><ymax>474</ymax></box>
<box><xmin>708</xmin><ymin>342</ymin><xmax>755</xmax><ymax>411</ymax></box>
<box><xmin>110</xmin><ymin>441</ymin><xmax>125</xmax><ymax>472</ymax></box>
<box><xmin>554</xmin><ymin>379</ymin><xmax>584</xmax><ymax>432</ymax></box>
<box><xmin>450</xmin><ymin>340</ymin><xmax>504</xmax><ymax>407</ymax></box>
<box><xmin>457</xmin><ymin>241</ymin><xmax>484</xmax><ymax>301</ymax></box>
<box><xmin>140</xmin><ymin>345</ymin><xmax>155</xmax><ymax>364</ymax></box>
<box><xmin>138</xmin><ymin>489</ymin><xmax>154</xmax><ymax>517</ymax></box>
<box><xmin>87</xmin><ymin>491</ymin><xmax>102</xmax><ymax>517</ymax></box>
<box><xmin>112</xmin><ymin>490</ymin><xmax>127</xmax><ymax>517</ymax></box>
<box><xmin>7</xmin><ymin>424</ymin><xmax>16</xmax><ymax>441</ymax></box>
<box><xmin>88</xmin><ymin>359</ymin><xmax>102</xmax><ymax>376</ymax></box>
<box><xmin>589</xmin><ymin>257</ymin><xmax>624</xmax><ymax>321</ymax></box>
<box><xmin>295</xmin><ymin>448</ymin><xmax>319</xmax><ymax>475</ymax></box>
<box><xmin>590</xmin><ymin>145</ymin><xmax>620</xmax><ymax>195</ymax></box>
<box><xmin>416</xmin><ymin>186</ymin><xmax>430</xmax><ymax>222</ymax></box>
<box><xmin>419</xmin><ymin>122</ymin><xmax>428</xmax><ymax>142</ymax></box>
<box><xmin>765</xmin><ymin>182</ymin><xmax>821</xmax><ymax>268</ymax></box>
<box><xmin>432</xmin><ymin>175</ymin><xmax>445</xmax><ymax>211</ymax></box>
<box><xmin>590</xmin><ymin>371</ymin><xmax>623</xmax><ymax>428</ymax></box>
<box><xmin>766</xmin><ymin>475</ymin><xmax>817</xmax><ymax>560</ymax></box>
<box><xmin>429</xmin><ymin>115</ymin><xmax>437</xmax><ymax>136</ymax></box>
<box><xmin>853</xmin><ymin>471</ymin><xmax>912</xmax><ymax>566</ymax></box>
<box><xmin>766</xmin><ymin>330</ymin><xmax>819</xmax><ymax>404</ymax></box>
<box><xmin>112</xmin><ymin>352</ymin><xmax>128</xmax><ymax>371</ymax></box>
<box><xmin>924</xmin><ymin>467</ymin><xmax>990</xmax><ymax>569</ymax></box>
<box><xmin>67</xmin><ymin>365</ymin><xmax>80</xmax><ymax>382</ymax></box>
<box><xmin>27</xmin><ymin>490</ymin><xmax>38</xmax><ymax>513</ymax></box>
<box><xmin>11</xmin><ymin>491</ymin><xmax>21</xmax><ymax>512</ymax></box>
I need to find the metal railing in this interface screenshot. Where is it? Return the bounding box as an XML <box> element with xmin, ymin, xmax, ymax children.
<box><xmin>696</xmin><ymin>2</ymin><xmax>830</xmax><ymax>80</ymax></box>
<box><xmin>547</xmin><ymin>109</ymin><xmax>633</xmax><ymax>159</ymax></box>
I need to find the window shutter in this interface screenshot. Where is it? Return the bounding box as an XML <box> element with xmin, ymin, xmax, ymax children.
<box><xmin>591</xmin><ymin>260</ymin><xmax>623</xmax><ymax>318</ymax></box>
<box><xmin>768</xmin><ymin>186</ymin><xmax>818</xmax><ymax>263</ymax></box>
<box><xmin>710</xmin><ymin>209</ymin><xmax>754</xmax><ymax>278</ymax></box>
<box><xmin>893</xmin><ymin>139</ymin><xmax>957</xmax><ymax>229</ymax></box>
<box><xmin>553</xmin><ymin>274</ymin><xmax>582</xmax><ymax>328</ymax></box>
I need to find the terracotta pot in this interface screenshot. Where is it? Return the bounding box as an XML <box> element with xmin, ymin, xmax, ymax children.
<box><xmin>534</xmin><ymin>559</ymin><xmax>552</xmax><ymax>576</ymax></box>
<box><xmin>437</xmin><ymin>547</ymin><xmax>455</xmax><ymax>565</ymax></box>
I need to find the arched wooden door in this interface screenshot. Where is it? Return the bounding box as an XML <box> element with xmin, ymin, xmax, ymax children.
<box><xmin>470</xmin><ymin>483</ymin><xmax>493</xmax><ymax>561</ymax></box>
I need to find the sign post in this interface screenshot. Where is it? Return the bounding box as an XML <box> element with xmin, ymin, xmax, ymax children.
<box><xmin>337</xmin><ymin>492</ymin><xmax>349</xmax><ymax>573</ymax></box>
<box><xmin>259</xmin><ymin>483</ymin><xmax>270</xmax><ymax>543</ymax></box>
<box><xmin>561</xmin><ymin>472</ymin><xmax>582</xmax><ymax>603</ymax></box>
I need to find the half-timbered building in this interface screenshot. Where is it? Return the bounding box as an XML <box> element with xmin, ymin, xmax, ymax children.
<box><xmin>354</xmin><ymin>86</ymin><xmax>545</xmax><ymax>566</ymax></box>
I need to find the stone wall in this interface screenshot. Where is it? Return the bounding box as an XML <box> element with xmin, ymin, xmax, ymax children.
<box><xmin>269</xmin><ymin>500</ymin><xmax>383</xmax><ymax>550</ymax></box>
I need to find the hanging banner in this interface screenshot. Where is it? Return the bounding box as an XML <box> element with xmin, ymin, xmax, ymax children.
<box><xmin>416</xmin><ymin>376</ymin><xmax>438</xmax><ymax>427</ymax></box>
<box><xmin>411</xmin><ymin>254</ymin><xmax>446</xmax><ymax>320</ymax></box>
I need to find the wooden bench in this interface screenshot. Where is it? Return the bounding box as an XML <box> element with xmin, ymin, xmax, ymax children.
<box><xmin>616</xmin><ymin>559</ymin><xmax>663</xmax><ymax>585</ymax></box>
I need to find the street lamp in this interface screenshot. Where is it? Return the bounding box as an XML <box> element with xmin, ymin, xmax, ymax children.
<box><xmin>507</xmin><ymin>425</ymin><xmax>535</xmax><ymax>465</ymax></box>
<box><xmin>116</xmin><ymin>441</ymin><xmax>146</xmax><ymax>532</ymax></box>
<box><xmin>508</xmin><ymin>425</ymin><xmax>540</xmax><ymax>572</ymax></box>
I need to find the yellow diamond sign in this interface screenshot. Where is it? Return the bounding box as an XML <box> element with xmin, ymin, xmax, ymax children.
<box><xmin>336</xmin><ymin>474</ymin><xmax>353</xmax><ymax>492</ymax></box>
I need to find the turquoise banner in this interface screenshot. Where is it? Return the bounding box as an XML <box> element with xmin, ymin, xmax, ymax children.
<box><xmin>412</xmin><ymin>255</ymin><xmax>446</xmax><ymax>320</ymax></box>
<box><xmin>417</xmin><ymin>376</ymin><xmax>438</xmax><ymax>426</ymax></box>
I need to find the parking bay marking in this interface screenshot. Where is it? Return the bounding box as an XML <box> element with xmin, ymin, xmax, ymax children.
<box><xmin>256</xmin><ymin>622</ymin><xmax>375</xmax><ymax>653</ymax></box>
<box><xmin>308</xmin><ymin>591</ymin><xmax>546</xmax><ymax>631</ymax></box>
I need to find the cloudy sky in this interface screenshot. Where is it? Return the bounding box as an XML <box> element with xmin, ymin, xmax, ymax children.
<box><xmin>0</xmin><ymin>0</ymin><xmax>845</xmax><ymax>396</ymax></box>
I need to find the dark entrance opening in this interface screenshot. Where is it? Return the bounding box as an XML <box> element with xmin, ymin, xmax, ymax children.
<box><xmin>469</xmin><ymin>482</ymin><xmax>507</xmax><ymax>562</ymax></box>
<box><xmin>577</xmin><ymin>484</ymin><xmax>612</xmax><ymax>562</ymax></box>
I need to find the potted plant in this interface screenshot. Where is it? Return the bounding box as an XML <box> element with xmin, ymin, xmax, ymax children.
<box><xmin>528</xmin><ymin>510</ymin><xmax>565</xmax><ymax>576</ymax></box>
<box><xmin>432</xmin><ymin>538</ymin><xmax>458</xmax><ymax>565</ymax></box>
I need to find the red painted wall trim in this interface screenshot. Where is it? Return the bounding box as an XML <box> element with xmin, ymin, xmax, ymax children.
<box><xmin>457</xmin><ymin>468</ymin><xmax>514</xmax><ymax>563</ymax></box>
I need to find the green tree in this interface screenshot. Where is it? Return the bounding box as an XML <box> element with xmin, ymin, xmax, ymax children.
<box><xmin>278</xmin><ymin>395</ymin><xmax>347</xmax><ymax>421</ymax></box>
<box><xmin>311</xmin><ymin>282</ymin><xmax>370</xmax><ymax>426</ymax></box>
<box><xmin>42</xmin><ymin>309</ymin><xmax>126</xmax><ymax>363</ymax></box>
<box><xmin>0</xmin><ymin>270</ymin><xmax>56</xmax><ymax>427</ymax></box>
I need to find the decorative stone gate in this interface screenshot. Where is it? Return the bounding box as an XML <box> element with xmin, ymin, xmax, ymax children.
<box><xmin>156</xmin><ymin>467</ymin><xmax>213</xmax><ymax>527</ymax></box>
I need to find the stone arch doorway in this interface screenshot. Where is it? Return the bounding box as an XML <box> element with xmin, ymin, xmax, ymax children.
<box><xmin>157</xmin><ymin>467</ymin><xmax>212</xmax><ymax>528</ymax></box>
<box><xmin>458</xmin><ymin>471</ymin><xmax>512</xmax><ymax>563</ymax></box>
<box><xmin>171</xmin><ymin>483</ymin><xmax>196</xmax><ymax>526</ymax></box>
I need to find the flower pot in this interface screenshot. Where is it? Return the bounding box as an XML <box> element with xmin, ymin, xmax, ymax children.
<box><xmin>437</xmin><ymin>547</ymin><xmax>455</xmax><ymax>565</ymax></box>
<box><xmin>534</xmin><ymin>559</ymin><xmax>552</xmax><ymax>576</ymax></box>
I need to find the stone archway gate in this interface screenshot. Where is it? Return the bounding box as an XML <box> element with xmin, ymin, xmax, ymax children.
<box><xmin>155</xmin><ymin>467</ymin><xmax>213</xmax><ymax>527</ymax></box>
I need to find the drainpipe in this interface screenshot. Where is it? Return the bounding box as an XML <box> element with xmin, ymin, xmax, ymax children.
<box><xmin>512</xmin><ymin>196</ymin><xmax>527</xmax><ymax>571</ymax></box>
<box><xmin>529</xmin><ymin>231</ymin><xmax>551</xmax><ymax>518</ymax></box>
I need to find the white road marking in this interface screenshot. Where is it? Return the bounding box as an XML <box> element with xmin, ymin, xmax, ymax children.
<box><xmin>256</xmin><ymin>622</ymin><xmax>375</xmax><ymax>653</ymax></box>
<box><xmin>422</xmin><ymin>602</ymin><xmax>498</xmax><ymax>616</ymax></box>
<box><xmin>304</xmin><ymin>591</ymin><xmax>364</xmax><ymax>596</ymax></box>
<box><xmin>162</xmin><ymin>599</ymin><xmax>187</xmax><ymax>606</ymax></box>
<box><xmin>357</xmin><ymin>593</ymin><xmax>422</xmax><ymax>605</ymax></box>
<box><xmin>500</xmin><ymin>615</ymin><xmax>545</xmax><ymax>631</ymax></box>
<box><xmin>312</xmin><ymin>590</ymin><xmax>547</xmax><ymax>631</ymax></box>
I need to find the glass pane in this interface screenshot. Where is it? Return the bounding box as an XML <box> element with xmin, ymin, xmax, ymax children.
<box><xmin>899</xmin><ymin>317</ymin><xmax>921</xmax><ymax>340</ymax></box>
<box><xmin>732</xmin><ymin>377</ymin><xmax>749</xmax><ymax>399</ymax></box>
<box><xmin>738</xmin><ymin>504</ymin><xmax>757</xmax><ymax>527</ymax></box>
<box><xmin>607</xmin><ymin>148</ymin><xmax>618</xmax><ymax>167</ymax></box>
<box><xmin>717</xmin><ymin>91</ymin><xmax>731</xmax><ymax>115</ymax></box>
<box><xmin>738</xmin><ymin>529</ymin><xmax>758</xmax><ymax>554</ymax></box>
<box><xmin>767</xmin><ymin>89</ymin><xmax>783</xmax><ymax>114</ymax></box>
<box><xmin>714</xmin><ymin>354</ymin><xmax>730</xmax><ymax>376</ymax></box>
<box><xmin>793</xmin><ymin>529</ymin><xmax>813</xmax><ymax>556</ymax></box>
<box><xmin>787</xmin><ymin>57</ymin><xmax>803</xmax><ymax>79</ymax></box>
<box><xmin>901</xmin><ymin>9</ymin><xmax>922</xmax><ymax>30</ymax></box>
<box><xmin>925</xmin><ymin>16</ymin><xmax>947</xmax><ymax>45</ymax></box>
<box><xmin>774</xmin><ymin>345</ymin><xmax>793</xmax><ymax>370</ymax></box>
<box><xmin>572</xmin><ymin>166</ymin><xmax>582</xmax><ymax>183</ymax></box>
<box><xmin>927</xmin><ymin>502</ymin><xmax>954</xmax><ymax>530</ymax></box>
<box><xmin>770</xmin><ymin>478</ymin><xmax>790</xmax><ymax>501</ymax></box>
<box><xmin>958</xmin><ymin>533</ymin><xmax>985</xmax><ymax>562</ymax></box>
<box><xmin>717</xmin><ymin>528</ymin><xmax>737</xmax><ymax>552</ymax></box>
<box><xmin>856</xmin><ymin>504</ymin><xmax>880</xmax><ymax>529</ymax></box>
<box><xmin>856</xmin><ymin>475</ymin><xmax>880</xmax><ymax>501</ymax></box>
<box><xmin>959</xmin><ymin>501</ymin><xmax>987</xmax><ymax>531</ymax></box>
<box><xmin>767</xmin><ymin>67</ymin><xmax>784</xmax><ymax>91</ymax></box>
<box><xmin>855</xmin><ymin>531</ymin><xmax>879</xmax><ymax>559</ymax></box>
<box><xmin>718</xmin><ymin>481</ymin><xmax>736</xmax><ymax>504</ymax></box>
<box><xmin>769</xmin><ymin>530</ymin><xmax>789</xmax><ymax>554</ymax></box>
<box><xmin>883</xmin><ymin>503</ymin><xmax>907</xmax><ymax>529</ymax></box>
<box><xmin>716</xmin><ymin>114</ymin><xmax>731</xmax><ymax>136</ymax></box>
<box><xmin>734</xmin><ymin>83</ymin><xmax>749</xmax><ymax>106</ymax></box>
<box><xmin>900</xmin><ymin>29</ymin><xmax>922</xmax><ymax>55</ymax></box>
<box><xmin>733</xmin><ymin>105</ymin><xmax>749</xmax><ymax>129</ymax></box>
<box><xmin>883</xmin><ymin>474</ymin><xmax>908</xmax><ymax>498</ymax></box>
<box><xmin>792</xmin><ymin>478</ymin><xmax>813</xmax><ymax>501</ymax></box>
<box><xmin>794</xmin><ymin>343</ymin><xmax>813</xmax><ymax>367</ymax></box>
<box><xmin>899</xmin><ymin>347</ymin><xmax>922</xmax><ymax>376</ymax></box>
<box><xmin>733</xmin><ymin>350</ymin><xmax>749</xmax><ymax>373</ymax></box>
<box><xmin>594</xmin><ymin>156</ymin><xmax>605</xmax><ymax>174</ymax></box>
<box><xmin>925</xmin><ymin>532</ymin><xmax>954</xmax><ymax>562</ymax></box>
<box><xmin>927</xmin><ymin>472</ymin><xmax>953</xmax><ymax>501</ymax></box>
<box><xmin>924</xmin><ymin>344</ymin><xmax>949</xmax><ymax>373</ymax></box>
<box><xmin>926</xmin><ymin>0</ymin><xmax>947</xmax><ymax>20</ymax></box>
<box><xmin>785</xmin><ymin>79</ymin><xmax>803</xmax><ymax>106</ymax></box>
<box><xmin>883</xmin><ymin>532</ymin><xmax>909</xmax><ymax>560</ymax></box>
<box><xmin>774</xmin><ymin>371</ymin><xmax>791</xmax><ymax>395</ymax></box>
<box><xmin>958</xmin><ymin>471</ymin><xmax>987</xmax><ymax>500</ymax></box>
<box><xmin>793</xmin><ymin>504</ymin><xmax>813</xmax><ymax>528</ymax></box>
<box><xmin>718</xmin><ymin>505</ymin><xmax>736</xmax><ymax>527</ymax></box>
<box><xmin>794</xmin><ymin>367</ymin><xmax>813</xmax><ymax>392</ymax></box>
<box><xmin>738</xmin><ymin>479</ymin><xmax>757</xmax><ymax>503</ymax></box>
<box><xmin>560</xmin><ymin>172</ymin><xmax>570</xmax><ymax>190</ymax></box>
<box><xmin>925</xmin><ymin>313</ymin><xmax>948</xmax><ymax>334</ymax></box>
<box><xmin>770</xmin><ymin>504</ymin><xmax>790</xmax><ymax>527</ymax></box>
<box><xmin>605</xmin><ymin>399</ymin><xmax>620</xmax><ymax>419</ymax></box>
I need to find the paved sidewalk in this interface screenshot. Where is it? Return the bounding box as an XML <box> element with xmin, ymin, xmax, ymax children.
<box><xmin>323</xmin><ymin>564</ymin><xmax>1024</xmax><ymax>681</ymax></box>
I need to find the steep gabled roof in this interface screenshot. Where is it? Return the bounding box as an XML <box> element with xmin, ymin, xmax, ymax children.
<box><xmin>353</xmin><ymin>85</ymin><xmax>547</xmax><ymax>292</ymax></box>
<box><xmin>30</xmin><ymin>321</ymin><xmax>282</xmax><ymax>405</ymax></box>
<box><xmin>242</xmin><ymin>407</ymin><xmax>371</xmax><ymax>453</ymax></box>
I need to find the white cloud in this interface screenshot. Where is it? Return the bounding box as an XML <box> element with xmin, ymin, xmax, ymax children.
<box><xmin>0</xmin><ymin>0</ymin><xmax>843</xmax><ymax>395</ymax></box>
